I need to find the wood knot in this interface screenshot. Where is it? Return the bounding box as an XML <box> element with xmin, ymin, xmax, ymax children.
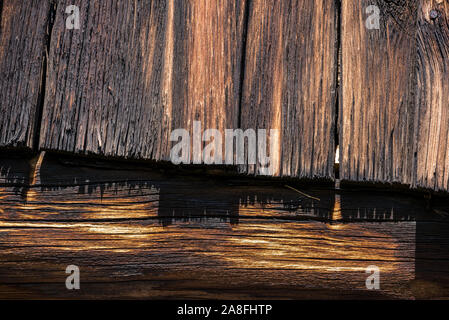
<box><xmin>430</xmin><ymin>10</ymin><xmax>439</xmax><ymax>20</ymax></box>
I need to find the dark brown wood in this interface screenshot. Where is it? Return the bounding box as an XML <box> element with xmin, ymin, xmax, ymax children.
<box><xmin>240</xmin><ymin>0</ymin><xmax>338</xmax><ymax>178</ymax></box>
<box><xmin>340</xmin><ymin>0</ymin><xmax>419</xmax><ymax>185</ymax></box>
<box><xmin>4</xmin><ymin>155</ymin><xmax>446</xmax><ymax>299</ymax></box>
<box><xmin>0</xmin><ymin>0</ymin><xmax>51</xmax><ymax>149</ymax></box>
<box><xmin>39</xmin><ymin>0</ymin><xmax>247</xmax><ymax>162</ymax></box>
<box><xmin>413</xmin><ymin>0</ymin><xmax>449</xmax><ymax>191</ymax></box>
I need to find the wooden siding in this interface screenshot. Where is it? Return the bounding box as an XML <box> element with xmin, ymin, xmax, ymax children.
<box><xmin>340</xmin><ymin>0</ymin><xmax>419</xmax><ymax>185</ymax></box>
<box><xmin>0</xmin><ymin>1</ymin><xmax>449</xmax><ymax>191</ymax></box>
<box><xmin>39</xmin><ymin>0</ymin><xmax>247</xmax><ymax>161</ymax></box>
<box><xmin>0</xmin><ymin>0</ymin><xmax>51</xmax><ymax>149</ymax></box>
<box><xmin>340</xmin><ymin>0</ymin><xmax>449</xmax><ymax>192</ymax></box>
<box><xmin>240</xmin><ymin>0</ymin><xmax>338</xmax><ymax>178</ymax></box>
<box><xmin>413</xmin><ymin>0</ymin><xmax>449</xmax><ymax>191</ymax></box>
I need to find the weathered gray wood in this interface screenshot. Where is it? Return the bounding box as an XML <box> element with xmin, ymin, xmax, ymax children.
<box><xmin>240</xmin><ymin>0</ymin><xmax>338</xmax><ymax>178</ymax></box>
<box><xmin>340</xmin><ymin>0</ymin><xmax>419</xmax><ymax>185</ymax></box>
<box><xmin>413</xmin><ymin>0</ymin><xmax>449</xmax><ymax>191</ymax></box>
<box><xmin>0</xmin><ymin>0</ymin><xmax>51</xmax><ymax>149</ymax></box>
<box><xmin>39</xmin><ymin>0</ymin><xmax>247</xmax><ymax>162</ymax></box>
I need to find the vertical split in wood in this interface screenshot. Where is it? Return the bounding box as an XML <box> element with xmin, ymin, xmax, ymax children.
<box><xmin>0</xmin><ymin>0</ymin><xmax>3</xmax><ymax>37</ymax></box>
<box><xmin>335</xmin><ymin>0</ymin><xmax>342</xmax><ymax>178</ymax></box>
<box><xmin>34</xmin><ymin>0</ymin><xmax>57</xmax><ymax>152</ymax></box>
<box><xmin>237</xmin><ymin>0</ymin><xmax>251</xmax><ymax>130</ymax></box>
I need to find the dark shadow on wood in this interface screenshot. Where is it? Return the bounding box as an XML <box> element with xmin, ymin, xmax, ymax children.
<box><xmin>1</xmin><ymin>153</ymin><xmax>449</xmax><ymax>299</ymax></box>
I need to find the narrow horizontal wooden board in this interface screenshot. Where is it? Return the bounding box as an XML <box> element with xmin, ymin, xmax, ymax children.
<box><xmin>0</xmin><ymin>0</ymin><xmax>51</xmax><ymax>149</ymax></box>
<box><xmin>39</xmin><ymin>0</ymin><xmax>247</xmax><ymax>162</ymax></box>
<box><xmin>240</xmin><ymin>0</ymin><xmax>338</xmax><ymax>178</ymax></box>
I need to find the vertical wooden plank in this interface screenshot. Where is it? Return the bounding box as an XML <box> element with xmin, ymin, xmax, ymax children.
<box><xmin>0</xmin><ymin>0</ymin><xmax>51</xmax><ymax>149</ymax></box>
<box><xmin>414</xmin><ymin>0</ymin><xmax>449</xmax><ymax>191</ymax></box>
<box><xmin>171</xmin><ymin>0</ymin><xmax>247</xmax><ymax>154</ymax></box>
<box><xmin>340</xmin><ymin>0</ymin><xmax>419</xmax><ymax>184</ymax></box>
<box><xmin>241</xmin><ymin>0</ymin><xmax>338</xmax><ymax>178</ymax></box>
<box><xmin>40</xmin><ymin>0</ymin><xmax>171</xmax><ymax>159</ymax></box>
<box><xmin>39</xmin><ymin>0</ymin><xmax>247</xmax><ymax>162</ymax></box>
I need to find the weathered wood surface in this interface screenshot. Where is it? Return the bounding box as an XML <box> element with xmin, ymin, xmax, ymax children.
<box><xmin>0</xmin><ymin>0</ymin><xmax>51</xmax><ymax>149</ymax></box>
<box><xmin>39</xmin><ymin>0</ymin><xmax>247</xmax><ymax>161</ymax></box>
<box><xmin>3</xmin><ymin>155</ymin><xmax>449</xmax><ymax>299</ymax></box>
<box><xmin>240</xmin><ymin>0</ymin><xmax>338</xmax><ymax>178</ymax></box>
<box><xmin>1</xmin><ymin>155</ymin><xmax>449</xmax><ymax>299</ymax></box>
<box><xmin>1</xmin><ymin>1</ymin><xmax>449</xmax><ymax>191</ymax></box>
<box><xmin>340</xmin><ymin>0</ymin><xmax>449</xmax><ymax>192</ymax></box>
<box><xmin>414</xmin><ymin>0</ymin><xmax>449</xmax><ymax>191</ymax></box>
<box><xmin>38</xmin><ymin>0</ymin><xmax>338</xmax><ymax>179</ymax></box>
<box><xmin>340</xmin><ymin>0</ymin><xmax>419</xmax><ymax>185</ymax></box>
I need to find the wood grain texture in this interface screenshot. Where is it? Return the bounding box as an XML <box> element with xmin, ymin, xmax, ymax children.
<box><xmin>40</xmin><ymin>0</ymin><xmax>174</xmax><ymax>159</ymax></box>
<box><xmin>2</xmin><ymin>0</ymin><xmax>449</xmax><ymax>190</ymax></box>
<box><xmin>0</xmin><ymin>0</ymin><xmax>51</xmax><ymax>149</ymax></box>
<box><xmin>39</xmin><ymin>0</ymin><xmax>247</xmax><ymax>161</ymax></box>
<box><xmin>340</xmin><ymin>0</ymin><xmax>419</xmax><ymax>185</ymax></box>
<box><xmin>341</xmin><ymin>0</ymin><xmax>449</xmax><ymax>192</ymax></box>
<box><xmin>2</xmin><ymin>155</ymin><xmax>449</xmax><ymax>299</ymax></box>
<box><xmin>0</xmin><ymin>155</ymin><xmax>432</xmax><ymax>299</ymax></box>
<box><xmin>240</xmin><ymin>0</ymin><xmax>339</xmax><ymax>178</ymax></box>
<box><xmin>413</xmin><ymin>0</ymin><xmax>449</xmax><ymax>191</ymax></box>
